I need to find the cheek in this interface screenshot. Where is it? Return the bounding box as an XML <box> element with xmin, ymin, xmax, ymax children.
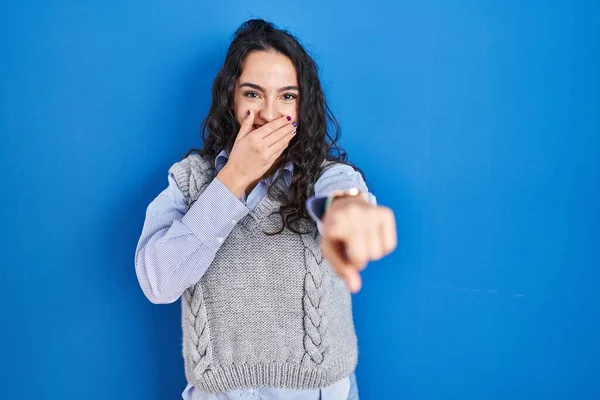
<box><xmin>233</xmin><ymin>98</ymin><xmax>251</xmax><ymax>122</ymax></box>
<box><xmin>285</xmin><ymin>103</ymin><xmax>299</xmax><ymax>120</ymax></box>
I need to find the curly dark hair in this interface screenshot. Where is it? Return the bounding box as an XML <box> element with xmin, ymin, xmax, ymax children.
<box><xmin>183</xmin><ymin>18</ymin><xmax>368</xmax><ymax>235</ymax></box>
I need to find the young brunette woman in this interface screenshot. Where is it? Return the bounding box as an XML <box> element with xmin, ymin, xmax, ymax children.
<box><xmin>135</xmin><ymin>19</ymin><xmax>397</xmax><ymax>400</ymax></box>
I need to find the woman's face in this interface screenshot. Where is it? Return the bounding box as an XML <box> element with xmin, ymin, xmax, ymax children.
<box><xmin>233</xmin><ymin>50</ymin><xmax>299</xmax><ymax>133</ymax></box>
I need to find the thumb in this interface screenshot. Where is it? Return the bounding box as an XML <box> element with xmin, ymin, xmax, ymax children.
<box><xmin>235</xmin><ymin>109</ymin><xmax>255</xmax><ymax>143</ymax></box>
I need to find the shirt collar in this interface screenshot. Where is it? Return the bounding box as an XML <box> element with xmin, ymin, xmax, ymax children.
<box><xmin>215</xmin><ymin>148</ymin><xmax>294</xmax><ymax>187</ymax></box>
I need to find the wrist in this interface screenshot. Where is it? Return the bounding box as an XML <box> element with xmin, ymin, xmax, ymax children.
<box><xmin>216</xmin><ymin>165</ymin><xmax>250</xmax><ymax>199</ymax></box>
<box><xmin>323</xmin><ymin>188</ymin><xmax>377</xmax><ymax>215</ymax></box>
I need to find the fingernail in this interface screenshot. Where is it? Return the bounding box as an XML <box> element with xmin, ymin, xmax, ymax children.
<box><xmin>286</xmin><ymin>116</ymin><xmax>291</xmax><ymax>121</ymax></box>
<box><xmin>292</xmin><ymin>122</ymin><xmax>297</xmax><ymax>127</ymax></box>
<box><xmin>292</xmin><ymin>129</ymin><xmax>297</xmax><ymax>135</ymax></box>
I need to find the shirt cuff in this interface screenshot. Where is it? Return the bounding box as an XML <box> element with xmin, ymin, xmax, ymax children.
<box><xmin>180</xmin><ymin>176</ymin><xmax>250</xmax><ymax>251</ymax></box>
<box><xmin>306</xmin><ymin>195</ymin><xmax>329</xmax><ymax>223</ymax></box>
<box><xmin>306</xmin><ymin>192</ymin><xmax>377</xmax><ymax>221</ymax></box>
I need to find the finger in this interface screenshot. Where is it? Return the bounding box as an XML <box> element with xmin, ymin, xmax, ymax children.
<box><xmin>255</xmin><ymin>115</ymin><xmax>293</xmax><ymax>139</ymax></box>
<box><xmin>380</xmin><ymin>207</ymin><xmax>398</xmax><ymax>256</ymax></box>
<box><xmin>355</xmin><ymin>211</ymin><xmax>378</xmax><ymax>266</ymax></box>
<box><xmin>321</xmin><ymin>237</ymin><xmax>361</xmax><ymax>292</ymax></box>
<box><xmin>323</xmin><ymin>213</ymin><xmax>368</xmax><ymax>269</ymax></box>
<box><xmin>321</xmin><ymin>236</ymin><xmax>352</xmax><ymax>272</ymax></box>
<box><xmin>266</xmin><ymin>121</ymin><xmax>296</xmax><ymax>149</ymax></box>
<box><xmin>344</xmin><ymin>269</ymin><xmax>362</xmax><ymax>293</ymax></box>
<box><xmin>368</xmin><ymin>212</ymin><xmax>386</xmax><ymax>262</ymax></box>
<box><xmin>322</xmin><ymin>211</ymin><xmax>351</xmax><ymax>241</ymax></box>
<box><xmin>344</xmin><ymin>231</ymin><xmax>370</xmax><ymax>270</ymax></box>
<box><xmin>235</xmin><ymin>109</ymin><xmax>255</xmax><ymax>143</ymax></box>
<box><xmin>335</xmin><ymin>258</ymin><xmax>363</xmax><ymax>293</ymax></box>
<box><xmin>267</xmin><ymin>128</ymin><xmax>296</xmax><ymax>161</ymax></box>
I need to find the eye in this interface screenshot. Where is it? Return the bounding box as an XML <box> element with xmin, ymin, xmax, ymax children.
<box><xmin>243</xmin><ymin>91</ymin><xmax>260</xmax><ymax>99</ymax></box>
<box><xmin>282</xmin><ymin>93</ymin><xmax>298</xmax><ymax>101</ymax></box>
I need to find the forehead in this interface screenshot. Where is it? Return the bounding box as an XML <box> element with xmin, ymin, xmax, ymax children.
<box><xmin>238</xmin><ymin>51</ymin><xmax>298</xmax><ymax>88</ymax></box>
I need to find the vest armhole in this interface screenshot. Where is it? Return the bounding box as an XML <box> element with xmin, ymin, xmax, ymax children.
<box><xmin>168</xmin><ymin>153</ymin><xmax>214</xmax><ymax>205</ymax></box>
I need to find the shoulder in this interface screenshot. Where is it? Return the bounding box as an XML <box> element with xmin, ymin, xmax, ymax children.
<box><xmin>314</xmin><ymin>159</ymin><xmax>367</xmax><ymax>194</ymax></box>
<box><xmin>317</xmin><ymin>159</ymin><xmax>362</xmax><ymax>180</ymax></box>
<box><xmin>167</xmin><ymin>152</ymin><xmax>215</xmax><ymax>203</ymax></box>
<box><xmin>168</xmin><ymin>153</ymin><xmax>213</xmax><ymax>180</ymax></box>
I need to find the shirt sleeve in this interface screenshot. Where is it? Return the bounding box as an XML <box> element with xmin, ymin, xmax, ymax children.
<box><xmin>134</xmin><ymin>172</ymin><xmax>250</xmax><ymax>304</ymax></box>
<box><xmin>305</xmin><ymin>163</ymin><xmax>375</xmax><ymax>236</ymax></box>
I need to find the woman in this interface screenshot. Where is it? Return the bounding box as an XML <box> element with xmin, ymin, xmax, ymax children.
<box><xmin>135</xmin><ymin>19</ymin><xmax>397</xmax><ymax>400</ymax></box>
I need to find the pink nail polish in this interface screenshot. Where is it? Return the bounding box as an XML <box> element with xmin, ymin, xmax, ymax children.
<box><xmin>286</xmin><ymin>116</ymin><xmax>291</xmax><ymax>121</ymax></box>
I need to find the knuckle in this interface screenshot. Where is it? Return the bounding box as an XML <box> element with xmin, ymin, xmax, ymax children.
<box><xmin>382</xmin><ymin>206</ymin><xmax>395</xmax><ymax>219</ymax></box>
<box><xmin>357</xmin><ymin>258</ymin><xmax>369</xmax><ymax>270</ymax></box>
<box><xmin>355</xmin><ymin>256</ymin><xmax>368</xmax><ymax>269</ymax></box>
<box><xmin>349</xmin><ymin>204</ymin><xmax>362</xmax><ymax>216</ymax></box>
<box><xmin>386</xmin><ymin>238</ymin><xmax>397</xmax><ymax>253</ymax></box>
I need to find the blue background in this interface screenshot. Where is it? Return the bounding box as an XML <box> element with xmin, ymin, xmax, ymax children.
<box><xmin>1</xmin><ymin>1</ymin><xmax>598</xmax><ymax>399</ymax></box>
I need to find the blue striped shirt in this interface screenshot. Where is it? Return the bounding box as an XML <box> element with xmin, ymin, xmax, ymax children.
<box><xmin>134</xmin><ymin>149</ymin><xmax>370</xmax><ymax>399</ymax></box>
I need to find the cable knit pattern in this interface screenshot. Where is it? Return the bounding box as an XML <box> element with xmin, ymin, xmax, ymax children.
<box><xmin>169</xmin><ymin>153</ymin><xmax>358</xmax><ymax>393</ymax></box>
<box><xmin>181</xmin><ymin>281</ymin><xmax>212</xmax><ymax>375</ymax></box>
<box><xmin>168</xmin><ymin>153</ymin><xmax>215</xmax><ymax>207</ymax></box>
<box><xmin>300</xmin><ymin>232</ymin><xmax>328</xmax><ymax>368</ymax></box>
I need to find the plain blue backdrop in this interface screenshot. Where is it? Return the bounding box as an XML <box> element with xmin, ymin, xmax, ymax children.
<box><xmin>1</xmin><ymin>1</ymin><xmax>598</xmax><ymax>399</ymax></box>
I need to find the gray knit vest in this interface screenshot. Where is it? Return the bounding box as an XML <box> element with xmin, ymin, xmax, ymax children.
<box><xmin>168</xmin><ymin>153</ymin><xmax>358</xmax><ymax>393</ymax></box>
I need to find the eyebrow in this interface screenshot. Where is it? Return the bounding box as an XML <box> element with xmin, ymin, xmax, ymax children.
<box><xmin>239</xmin><ymin>82</ymin><xmax>300</xmax><ymax>93</ymax></box>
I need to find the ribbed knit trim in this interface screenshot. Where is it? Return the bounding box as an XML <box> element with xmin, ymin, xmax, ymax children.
<box><xmin>190</xmin><ymin>356</ymin><xmax>356</xmax><ymax>393</ymax></box>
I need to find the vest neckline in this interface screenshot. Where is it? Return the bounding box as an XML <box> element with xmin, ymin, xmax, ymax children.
<box><xmin>238</xmin><ymin>174</ymin><xmax>286</xmax><ymax>232</ymax></box>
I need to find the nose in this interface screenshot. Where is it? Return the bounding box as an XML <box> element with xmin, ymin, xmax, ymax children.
<box><xmin>257</xmin><ymin>97</ymin><xmax>280</xmax><ymax>123</ymax></box>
